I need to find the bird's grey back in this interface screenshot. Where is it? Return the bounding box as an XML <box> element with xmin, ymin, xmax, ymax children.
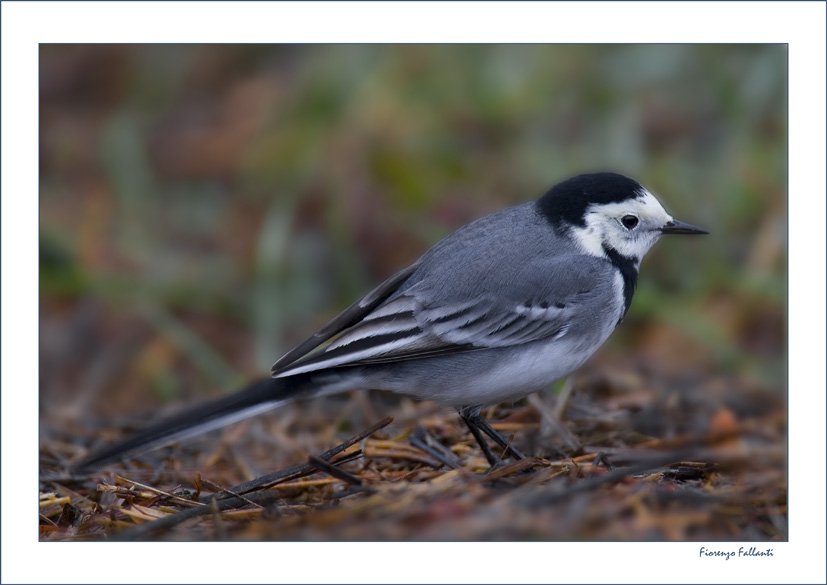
<box><xmin>395</xmin><ymin>202</ymin><xmax>608</xmax><ymax>301</ymax></box>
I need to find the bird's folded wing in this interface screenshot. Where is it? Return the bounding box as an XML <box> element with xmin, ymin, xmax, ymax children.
<box><xmin>272</xmin><ymin>255</ymin><xmax>606</xmax><ymax>378</ymax></box>
<box><xmin>271</xmin><ymin>262</ymin><xmax>420</xmax><ymax>375</ymax></box>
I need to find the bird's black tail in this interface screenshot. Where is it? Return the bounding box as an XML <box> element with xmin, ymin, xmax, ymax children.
<box><xmin>76</xmin><ymin>375</ymin><xmax>316</xmax><ymax>472</ymax></box>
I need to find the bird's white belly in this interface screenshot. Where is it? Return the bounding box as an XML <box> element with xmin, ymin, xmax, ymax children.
<box><xmin>357</xmin><ymin>333</ymin><xmax>608</xmax><ymax>407</ymax></box>
<box><xmin>453</xmin><ymin>338</ymin><xmax>600</xmax><ymax>405</ymax></box>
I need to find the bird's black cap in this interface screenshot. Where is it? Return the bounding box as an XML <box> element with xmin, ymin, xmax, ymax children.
<box><xmin>536</xmin><ymin>173</ymin><xmax>645</xmax><ymax>229</ymax></box>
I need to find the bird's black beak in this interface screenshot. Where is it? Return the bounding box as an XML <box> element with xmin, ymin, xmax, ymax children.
<box><xmin>661</xmin><ymin>219</ymin><xmax>708</xmax><ymax>235</ymax></box>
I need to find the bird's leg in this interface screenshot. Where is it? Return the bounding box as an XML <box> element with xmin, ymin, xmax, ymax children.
<box><xmin>470</xmin><ymin>413</ymin><xmax>527</xmax><ymax>461</ymax></box>
<box><xmin>460</xmin><ymin>408</ymin><xmax>501</xmax><ymax>467</ymax></box>
<box><xmin>458</xmin><ymin>406</ymin><xmax>526</xmax><ymax>466</ymax></box>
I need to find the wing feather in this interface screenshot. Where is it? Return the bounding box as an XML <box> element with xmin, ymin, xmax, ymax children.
<box><xmin>272</xmin><ymin>253</ymin><xmax>611</xmax><ymax>378</ymax></box>
<box><xmin>271</xmin><ymin>263</ymin><xmax>419</xmax><ymax>375</ymax></box>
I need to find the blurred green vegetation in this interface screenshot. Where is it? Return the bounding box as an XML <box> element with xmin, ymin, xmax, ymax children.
<box><xmin>39</xmin><ymin>44</ymin><xmax>786</xmax><ymax>411</ymax></box>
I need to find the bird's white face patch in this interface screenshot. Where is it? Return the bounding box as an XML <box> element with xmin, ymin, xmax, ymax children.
<box><xmin>568</xmin><ymin>188</ymin><xmax>673</xmax><ymax>261</ymax></box>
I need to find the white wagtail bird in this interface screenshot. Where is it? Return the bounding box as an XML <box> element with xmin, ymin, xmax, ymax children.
<box><xmin>79</xmin><ymin>172</ymin><xmax>707</xmax><ymax>470</ymax></box>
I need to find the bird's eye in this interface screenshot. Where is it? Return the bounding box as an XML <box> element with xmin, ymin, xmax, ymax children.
<box><xmin>621</xmin><ymin>215</ymin><xmax>639</xmax><ymax>229</ymax></box>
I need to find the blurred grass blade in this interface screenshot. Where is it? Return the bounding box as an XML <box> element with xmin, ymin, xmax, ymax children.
<box><xmin>136</xmin><ymin>300</ymin><xmax>241</xmax><ymax>390</ymax></box>
<box><xmin>252</xmin><ymin>198</ymin><xmax>297</xmax><ymax>368</ymax></box>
